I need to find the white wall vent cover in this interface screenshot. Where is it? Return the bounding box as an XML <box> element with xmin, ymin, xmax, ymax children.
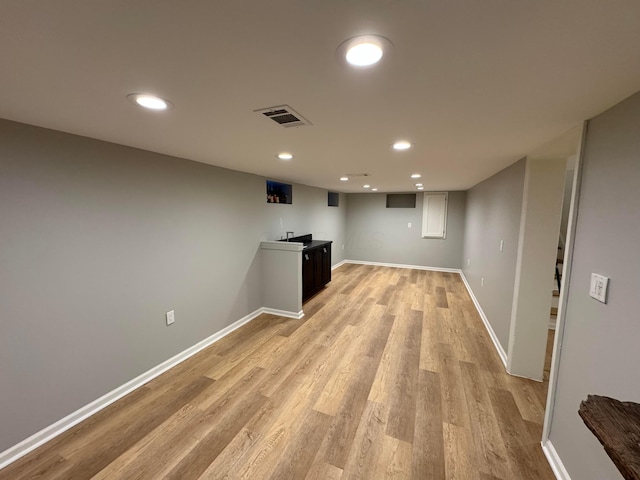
<box><xmin>254</xmin><ymin>105</ymin><xmax>312</xmax><ymax>128</ymax></box>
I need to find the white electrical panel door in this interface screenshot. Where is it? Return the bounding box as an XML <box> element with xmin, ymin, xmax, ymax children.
<box><xmin>422</xmin><ymin>192</ymin><xmax>448</xmax><ymax>238</ymax></box>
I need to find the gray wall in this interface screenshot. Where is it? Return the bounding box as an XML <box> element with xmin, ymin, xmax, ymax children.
<box><xmin>261</xmin><ymin>186</ymin><xmax>346</xmax><ymax>267</ymax></box>
<box><xmin>344</xmin><ymin>191</ymin><xmax>466</xmax><ymax>269</ymax></box>
<box><xmin>0</xmin><ymin>119</ymin><xmax>346</xmax><ymax>452</ymax></box>
<box><xmin>548</xmin><ymin>93</ymin><xmax>640</xmax><ymax>479</ymax></box>
<box><xmin>462</xmin><ymin>159</ymin><xmax>526</xmax><ymax>351</ymax></box>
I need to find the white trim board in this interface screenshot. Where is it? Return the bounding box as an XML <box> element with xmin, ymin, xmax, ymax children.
<box><xmin>331</xmin><ymin>259</ymin><xmax>347</xmax><ymax>271</ymax></box>
<box><xmin>0</xmin><ymin>307</ymin><xmax>270</xmax><ymax>470</ymax></box>
<box><xmin>262</xmin><ymin>307</ymin><xmax>304</xmax><ymax>319</ymax></box>
<box><xmin>459</xmin><ymin>271</ymin><xmax>509</xmax><ymax>368</ymax></box>
<box><xmin>542</xmin><ymin>440</ymin><xmax>572</xmax><ymax>479</ymax></box>
<box><xmin>543</xmin><ymin>122</ymin><xmax>587</xmax><ymax>444</ymax></box>
<box><xmin>343</xmin><ymin>259</ymin><xmax>460</xmax><ymax>273</ymax></box>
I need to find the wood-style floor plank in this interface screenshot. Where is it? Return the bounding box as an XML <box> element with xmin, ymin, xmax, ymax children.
<box><xmin>318</xmin><ymin>314</ymin><xmax>395</xmax><ymax>469</ymax></box>
<box><xmin>459</xmin><ymin>361</ymin><xmax>511</xmax><ymax>479</ymax></box>
<box><xmin>412</xmin><ymin>368</ymin><xmax>445</xmax><ymax>479</ymax></box>
<box><xmin>443</xmin><ymin>422</ymin><xmax>477</xmax><ymax>480</ymax></box>
<box><xmin>385</xmin><ymin>309</ymin><xmax>422</xmax><ymax>443</ymax></box>
<box><xmin>0</xmin><ymin>265</ymin><xmax>556</xmax><ymax>480</ymax></box>
<box><xmin>305</xmin><ymin>461</ymin><xmax>343</xmax><ymax>480</ymax></box>
<box><xmin>341</xmin><ymin>401</ymin><xmax>389</xmax><ymax>480</ymax></box>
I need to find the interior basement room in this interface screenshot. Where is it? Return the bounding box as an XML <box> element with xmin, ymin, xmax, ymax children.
<box><xmin>2</xmin><ymin>2</ymin><xmax>640</xmax><ymax>479</ymax></box>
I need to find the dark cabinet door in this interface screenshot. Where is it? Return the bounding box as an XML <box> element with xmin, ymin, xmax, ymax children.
<box><xmin>302</xmin><ymin>250</ymin><xmax>315</xmax><ymax>301</ymax></box>
<box><xmin>313</xmin><ymin>248</ymin><xmax>324</xmax><ymax>293</ymax></box>
<box><xmin>321</xmin><ymin>244</ymin><xmax>331</xmax><ymax>286</ymax></box>
<box><xmin>302</xmin><ymin>242</ymin><xmax>332</xmax><ymax>302</ymax></box>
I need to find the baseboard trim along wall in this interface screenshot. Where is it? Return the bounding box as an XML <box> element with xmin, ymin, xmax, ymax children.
<box><xmin>262</xmin><ymin>307</ymin><xmax>304</xmax><ymax>319</ymax></box>
<box><xmin>0</xmin><ymin>306</ymin><xmax>268</xmax><ymax>470</ymax></box>
<box><xmin>459</xmin><ymin>272</ymin><xmax>509</xmax><ymax>368</ymax></box>
<box><xmin>343</xmin><ymin>259</ymin><xmax>461</xmax><ymax>273</ymax></box>
<box><xmin>542</xmin><ymin>440</ymin><xmax>572</xmax><ymax>480</ymax></box>
<box><xmin>331</xmin><ymin>259</ymin><xmax>347</xmax><ymax>270</ymax></box>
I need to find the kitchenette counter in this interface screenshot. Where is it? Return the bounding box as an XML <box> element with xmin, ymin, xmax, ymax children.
<box><xmin>261</xmin><ymin>234</ymin><xmax>333</xmax><ymax>314</ymax></box>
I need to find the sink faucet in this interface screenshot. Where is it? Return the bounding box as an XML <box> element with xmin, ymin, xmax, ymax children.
<box><xmin>286</xmin><ymin>231</ymin><xmax>294</xmax><ymax>241</ymax></box>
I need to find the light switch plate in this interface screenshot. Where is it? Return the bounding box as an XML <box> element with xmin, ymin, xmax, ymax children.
<box><xmin>500</xmin><ymin>240</ymin><xmax>504</xmax><ymax>252</ymax></box>
<box><xmin>166</xmin><ymin>310</ymin><xmax>175</xmax><ymax>325</ymax></box>
<box><xmin>589</xmin><ymin>274</ymin><xmax>609</xmax><ymax>303</ymax></box>
<box><xmin>408</xmin><ymin>222</ymin><xmax>412</xmax><ymax>228</ymax></box>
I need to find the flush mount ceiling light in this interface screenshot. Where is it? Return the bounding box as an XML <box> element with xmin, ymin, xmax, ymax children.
<box><xmin>347</xmin><ymin>43</ymin><xmax>382</xmax><ymax>66</ymax></box>
<box><xmin>411</xmin><ymin>173</ymin><xmax>422</xmax><ymax>179</ymax></box>
<box><xmin>337</xmin><ymin>35</ymin><xmax>393</xmax><ymax>68</ymax></box>
<box><xmin>363</xmin><ymin>184</ymin><xmax>371</xmax><ymax>188</ymax></box>
<box><xmin>417</xmin><ymin>186</ymin><xmax>424</xmax><ymax>190</ymax></box>
<box><xmin>127</xmin><ymin>93</ymin><xmax>171</xmax><ymax>111</ymax></box>
<box><xmin>340</xmin><ymin>176</ymin><xmax>349</xmax><ymax>181</ymax></box>
<box><xmin>277</xmin><ymin>152</ymin><xmax>294</xmax><ymax>160</ymax></box>
<box><xmin>393</xmin><ymin>140</ymin><xmax>412</xmax><ymax>151</ymax></box>
<box><xmin>371</xmin><ymin>188</ymin><xmax>378</xmax><ymax>192</ymax></box>
<box><xmin>415</xmin><ymin>183</ymin><xmax>423</xmax><ymax>187</ymax></box>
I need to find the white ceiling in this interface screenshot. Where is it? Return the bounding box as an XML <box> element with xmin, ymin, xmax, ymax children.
<box><xmin>1</xmin><ymin>1</ymin><xmax>640</xmax><ymax>193</ymax></box>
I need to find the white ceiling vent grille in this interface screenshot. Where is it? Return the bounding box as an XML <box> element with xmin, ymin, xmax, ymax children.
<box><xmin>254</xmin><ymin>105</ymin><xmax>312</xmax><ymax>128</ymax></box>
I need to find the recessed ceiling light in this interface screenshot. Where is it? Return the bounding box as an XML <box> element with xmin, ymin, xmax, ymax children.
<box><xmin>415</xmin><ymin>183</ymin><xmax>423</xmax><ymax>187</ymax></box>
<box><xmin>393</xmin><ymin>141</ymin><xmax>412</xmax><ymax>150</ymax></box>
<box><xmin>337</xmin><ymin>35</ymin><xmax>393</xmax><ymax>68</ymax></box>
<box><xmin>340</xmin><ymin>176</ymin><xmax>349</xmax><ymax>181</ymax></box>
<box><xmin>347</xmin><ymin>43</ymin><xmax>383</xmax><ymax>66</ymax></box>
<box><xmin>417</xmin><ymin>187</ymin><xmax>424</xmax><ymax>190</ymax></box>
<box><xmin>363</xmin><ymin>184</ymin><xmax>371</xmax><ymax>188</ymax></box>
<box><xmin>277</xmin><ymin>152</ymin><xmax>294</xmax><ymax>160</ymax></box>
<box><xmin>371</xmin><ymin>188</ymin><xmax>378</xmax><ymax>192</ymax></box>
<box><xmin>411</xmin><ymin>173</ymin><xmax>421</xmax><ymax>179</ymax></box>
<box><xmin>127</xmin><ymin>93</ymin><xmax>171</xmax><ymax>111</ymax></box>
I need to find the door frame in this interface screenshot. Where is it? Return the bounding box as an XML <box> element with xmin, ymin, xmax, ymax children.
<box><xmin>541</xmin><ymin>120</ymin><xmax>587</xmax><ymax>442</ymax></box>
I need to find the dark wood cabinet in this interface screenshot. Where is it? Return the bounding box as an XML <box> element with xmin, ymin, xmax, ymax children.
<box><xmin>302</xmin><ymin>242</ymin><xmax>332</xmax><ymax>301</ymax></box>
<box><xmin>302</xmin><ymin>250</ymin><xmax>315</xmax><ymax>301</ymax></box>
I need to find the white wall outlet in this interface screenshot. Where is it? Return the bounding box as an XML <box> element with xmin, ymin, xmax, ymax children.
<box><xmin>408</xmin><ymin>222</ymin><xmax>412</xmax><ymax>228</ymax></box>
<box><xmin>589</xmin><ymin>274</ymin><xmax>609</xmax><ymax>303</ymax></box>
<box><xmin>467</xmin><ymin>258</ymin><xmax>470</xmax><ymax>266</ymax></box>
<box><xmin>500</xmin><ymin>240</ymin><xmax>504</xmax><ymax>252</ymax></box>
<box><xmin>341</xmin><ymin>244</ymin><xmax>344</xmax><ymax>250</ymax></box>
<box><xmin>166</xmin><ymin>310</ymin><xmax>175</xmax><ymax>325</ymax></box>
<box><xmin>481</xmin><ymin>277</ymin><xmax>484</xmax><ymax>287</ymax></box>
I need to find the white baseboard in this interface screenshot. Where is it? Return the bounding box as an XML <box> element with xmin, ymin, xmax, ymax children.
<box><xmin>261</xmin><ymin>307</ymin><xmax>304</xmax><ymax>319</ymax></box>
<box><xmin>459</xmin><ymin>271</ymin><xmax>508</xmax><ymax>368</ymax></box>
<box><xmin>542</xmin><ymin>440</ymin><xmax>572</xmax><ymax>479</ymax></box>
<box><xmin>0</xmin><ymin>307</ymin><xmax>266</xmax><ymax>471</ymax></box>
<box><xmin>343</xmin><ymin>259</ymin><xmax>461</xmax><ymax>273</ymax></box>
<box><xmin>508</xmin><ymin>370</ymin><xmax>543</xmax><ymax>383</ymax></box>
<box><xmin>331</xmin><ymin>259</ymin><xmax>346</xmax><ymax>271</ymax></box>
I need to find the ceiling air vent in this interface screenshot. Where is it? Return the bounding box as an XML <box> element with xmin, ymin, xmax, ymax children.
<box><xmin>254</xmin><ymin>105</ymin><xmax>312</xmax><ymax>128</ymax></box>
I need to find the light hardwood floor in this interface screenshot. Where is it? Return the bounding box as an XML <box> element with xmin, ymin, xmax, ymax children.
<box><xmin>0</xmin><ymin>264</ymin><xmax>556</xmax><ymax>479</ymax></box>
